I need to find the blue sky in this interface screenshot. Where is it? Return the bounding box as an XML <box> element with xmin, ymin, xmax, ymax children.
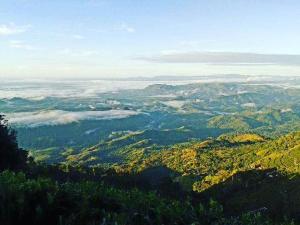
<box><xmin>1</xmin><ymin>0</ymin><xmax>300</xmax><ymax>78</ymax></box>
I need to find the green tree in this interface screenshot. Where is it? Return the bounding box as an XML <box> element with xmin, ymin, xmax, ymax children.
<box><xmin>0</xmin><ymin>115</ymin><xmax>27</xmax><ymax>171</ymax></box>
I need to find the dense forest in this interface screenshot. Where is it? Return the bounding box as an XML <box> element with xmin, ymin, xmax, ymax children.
<box><xmin>1</xmin><ymin>114</ymin><xmax>300</xmax><ymax>225</ymax></box>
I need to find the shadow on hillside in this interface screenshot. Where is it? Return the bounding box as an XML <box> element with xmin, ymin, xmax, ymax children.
<box><xmin>104</xmin><ymin>166</ymin><xmax>187</xmax><ymax>198</ymax></box>
<box><xmin>29</xmin><ymin>163</ymin><xmax>300</xmax><ymax>221</ymax></box>
<box><xmin>200</xmin><ymin>168</ymin><xmax>300</xmax><ymax>221</ymax></box>
<box><xmin>27</xmin><ymin>164</ymin><xmax>187</xmax><ymax>199</ymax></box>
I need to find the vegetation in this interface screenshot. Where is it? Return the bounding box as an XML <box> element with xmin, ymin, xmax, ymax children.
<box><xmin>1</xmin><ymin>81</ymin><xmax>300</xmax><ymax>224</ymax></box>
<box><xmin>5</xmin><ymin>170</ymin><xmax>287</xmax><ymax>225</ymax></box>
<box><xmin>0</xmin><ymin>115</ymin><xmax>27</xmax><ymax>171</ymax></box>
<box><xmin>0</xmin><ymin>114</ymin><xmax>299</xmax><ymax>224</ymax></box>
<box><xmin>6</xmin><ymin>82</ymin><xmax>298</xmax><ymax>166</ymax></box>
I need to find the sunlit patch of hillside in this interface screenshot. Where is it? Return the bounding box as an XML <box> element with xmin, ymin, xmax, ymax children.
<box><xmin>114</xmin><ymin>132</ymin><xmax>300</xmax><ymax>193</ymax></box>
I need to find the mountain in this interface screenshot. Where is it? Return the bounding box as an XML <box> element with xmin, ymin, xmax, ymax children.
<box><xmin>1</xmin><ymin>115</ymin><xmax>299</xmax><ymax>224</ymax></box>
<box><xmin>1</xmin><ymin>81</ymin><xmax>300</xmax><ymax>224</ymax></box>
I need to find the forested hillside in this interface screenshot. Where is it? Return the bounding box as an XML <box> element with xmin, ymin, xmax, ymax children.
<box><xmin>11</xmin><ymin>82</ymin><xmax>298</xmax><ymax>169</ymax></box>
<box><xmin>1</xmin><ymin>81</ymin><xmax>300</xmax><ymax>224</ymax></box>
<box><xmin>1</xmin><ymin>113</ymin><xmax>300</xmax><ymax>224</ymax></box>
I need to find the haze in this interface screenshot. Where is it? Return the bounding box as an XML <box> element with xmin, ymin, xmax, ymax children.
<box><xmin>1</xmin><ymin>0</ymin><xmax>300</xmax><ymax>79</ymax></box>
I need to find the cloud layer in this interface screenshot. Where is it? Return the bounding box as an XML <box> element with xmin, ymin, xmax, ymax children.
<box><xmin>137</xmin><ymin>51</ymin><xmax>300</xmax><ymax>66</ymax></box>
<box><xmin>6</xmin><ymin>110</ymin><xmax>139</xmax><ymax>127</ymax></box>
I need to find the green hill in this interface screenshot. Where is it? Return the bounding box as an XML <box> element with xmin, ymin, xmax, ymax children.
<box><xmin>1</xmin><ymin>114</ymin><xmax>300</xmax><ymax>224</ymax></box>
<box><xmin>113</xmin><ymin>131</ymin><xmax>299</xmax><ymax>194</ymax></box>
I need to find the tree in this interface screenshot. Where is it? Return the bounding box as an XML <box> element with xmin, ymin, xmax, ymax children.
<box><xmin>0</xmin><ymin>115</ymin><xmax>27</xmax><ymax>171</ymax></box>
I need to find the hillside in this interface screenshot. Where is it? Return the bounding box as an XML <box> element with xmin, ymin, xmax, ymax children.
<box><xmin>120</xmin><ymin>132</ymin><xmax>300</xmax><ymax>187</ymax></box>
<box><xmin>41</xmin><ymin>129</ymin><xmax>300</xmax><ymax>221</ymax></box>
<box><xmin>11</xmin><ymin>82</ymin><xmax>298</xmax><ymax>169</ymax></box>
<box><xmin>2</xmin><ymin>115</ymin><xmax>297</xmax><ymax>225</ymax></box>
<box><xmin>1</xmin><ymin>81</ymin><xmax>300</xmax><ymax>224</ymax></box>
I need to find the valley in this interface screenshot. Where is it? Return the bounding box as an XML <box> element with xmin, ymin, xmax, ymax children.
<box><xmin>1</xmin><ymin>76</ymin><xmax>300</xmax><ymax>224</ymax></box>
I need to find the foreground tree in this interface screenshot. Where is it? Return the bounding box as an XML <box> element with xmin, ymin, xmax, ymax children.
<box><xmin>0</xmin><ymin>115</ymin><xmax>27</xmax><ymax>171</ymax></box>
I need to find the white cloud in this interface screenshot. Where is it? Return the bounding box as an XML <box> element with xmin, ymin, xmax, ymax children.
<box><xmin>179</xmin><ymin>41</ymin><xmax>201</xmax><ymax>48</ymax></box>
<box><xmin>160</xmin><ymin>50</ymin><xmax>184</xmax><ymax>55</ymax></box>
<box><xmin>79</xmin><ymin>50</ymin><xmax>98</xmax><ymax>57</ymax></box>
<box><xmin>117</xmin><ymin>22</ymin><xmax>135</xmax><ymax>33</ymax></box>
<box><xmin>71</xmin><ymin>34</ymin><xmax>85</xmax><ymax>40</ymax></box>
<box><xmin>6</xmin><ymin>110</ymin><xmax>140</xmax><ymax>127</ymax></box>
<box><xmin>0</xmin><ymin>23</ymin><xmax>31</xmax><ymax>35</ymax></box>
<box><xmin>9</xmin><ymin>40</ymin><xmax>36</xmax><ymax>50</ymax></box>
<box><xmin>58</xmin><ymin>48</ymin><xmax>98</xmax><ymax>57</ymax></box>
<box><xmin>179</xmin><ymin>40</ymin><xmax>216</xmax><ymax>48</ymax></box>
<box><xmin>136</xmin><ymin>51</ymin><xmax>300</xmax><ymax>66</ymax></box>
<box><xmin>161</xmin><ymin>100</ymin><xmax>186</xmax><ymax>109</ymax></box>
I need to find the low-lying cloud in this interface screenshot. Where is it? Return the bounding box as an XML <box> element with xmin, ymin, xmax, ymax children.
<box><xmin>137</xmin><ymin>51</ymin><xmax>300</xmax><ymax>66</ymax></box>
<box><xmin>0</xmin><ymin>80</ymin><xmax>200</xmax><ymax>100</ymax></box>
<box><xmin>6</xmin><ymin>110</ymin><xmax>140</xmax><ymax>127</ymax></box>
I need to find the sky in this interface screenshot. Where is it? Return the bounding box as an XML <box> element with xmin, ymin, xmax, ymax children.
<box><xmin>1</xmin><ymin>0</ymin><xmax>300</xmax><ymax>79</ymax></box>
